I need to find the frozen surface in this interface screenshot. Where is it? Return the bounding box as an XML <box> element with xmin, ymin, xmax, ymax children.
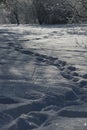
<box><xmin>0</xmin><ymin>24</ymin><xmax>87</xmax><ymax>130</ymax></box>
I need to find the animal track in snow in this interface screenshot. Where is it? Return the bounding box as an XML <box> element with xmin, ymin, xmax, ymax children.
<box><xmin>13</xmin><ymin>44</ymin><xmax>87</xmax><ymax>89</ymax></box>
<box><xmin>0</xmin><ymin>96</ymin><xmax>19</xmax><ymax>104</ymax></box>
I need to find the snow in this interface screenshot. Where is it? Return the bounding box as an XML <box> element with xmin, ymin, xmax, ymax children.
<box><xmin>0</xmin><ymin>24</ymin><xmax>87</xmax><ymax>130</ymax></box>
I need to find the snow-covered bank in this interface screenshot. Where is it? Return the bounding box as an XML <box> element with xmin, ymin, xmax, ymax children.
<box><xmin>0</xmin><ymin>24</ymin><xmax>87</xmax><ymax>130</ymax></box>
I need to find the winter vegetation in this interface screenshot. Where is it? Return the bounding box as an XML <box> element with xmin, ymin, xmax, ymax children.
<box><xmin>0</xmin><ymin>0</ymin><xmax>87</xmax><ymax>24</ymax></box>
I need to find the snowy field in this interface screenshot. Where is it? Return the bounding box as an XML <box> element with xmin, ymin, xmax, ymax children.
<box><xmin>0</xmin><ymin>24</ymin><xmax>87</xmax><ymax>130</ymax></box>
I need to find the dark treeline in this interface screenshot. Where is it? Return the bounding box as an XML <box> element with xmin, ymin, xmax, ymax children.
<box><xmin>0</xmin><ymin>0</ymin><xmax>87</xmax><ymax>24</ymax></box>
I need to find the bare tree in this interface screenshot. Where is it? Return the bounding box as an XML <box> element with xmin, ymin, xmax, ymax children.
<box><xmin>5</xmin><ymin>0</ymin><xmax>20</xmax><ymax>25</ymax></box>
<box><xmin>65</xmin><ymin>0</ymin><xmax>87</xmax><ymax>22</ymax></box>
<box><xmin>1</xmin><ymin>0</ymin><xmax>87</xmax><ymax>24</ymax></box>
<box><xmin>79</xmin><ymin>0</ymin><xmax>87</xmax><ymax>19</ymax></box>
<box><xmin>33</xmin><ymin>0</ymin><xmax>75</xmax><ymax>24</ymax></box>
<box><xmin>33</xmin><ymin>0</ymin><xmax>48</xmax><ymax>24</ymax></box>
<box><xmin>0</xmin><ymin>0</ymin><xmax>38</xmax><ymax>24</ymax></box>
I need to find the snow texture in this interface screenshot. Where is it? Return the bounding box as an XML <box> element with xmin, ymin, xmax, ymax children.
<box><xmin>0</xmin><ymin>24</ymin><xmax>87</xmax><ymax>130</ymax></box>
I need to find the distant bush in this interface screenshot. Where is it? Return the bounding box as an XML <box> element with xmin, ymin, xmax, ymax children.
<box><xmin>33</xmin><ymin>0</ymin><xmax>74</xmax><ymax>24</ymax></box>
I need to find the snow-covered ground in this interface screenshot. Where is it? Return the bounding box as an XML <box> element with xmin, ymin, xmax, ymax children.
<box><xmin>0</xmin><ymin>24</ymin><xmax>87</xmax><ymax>130</ymax></box>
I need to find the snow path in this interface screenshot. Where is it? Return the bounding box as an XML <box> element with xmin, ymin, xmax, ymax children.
<box><xmin>0</xmin><ymin>24</ymin><xmax>87</xmax><ymax>130</ymax></box>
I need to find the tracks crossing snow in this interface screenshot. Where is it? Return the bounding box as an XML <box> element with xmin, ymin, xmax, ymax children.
<box><xmin>0</xmin><ymin>25</ymin><xmax>87</xmax><ymax>130</ymax></box>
